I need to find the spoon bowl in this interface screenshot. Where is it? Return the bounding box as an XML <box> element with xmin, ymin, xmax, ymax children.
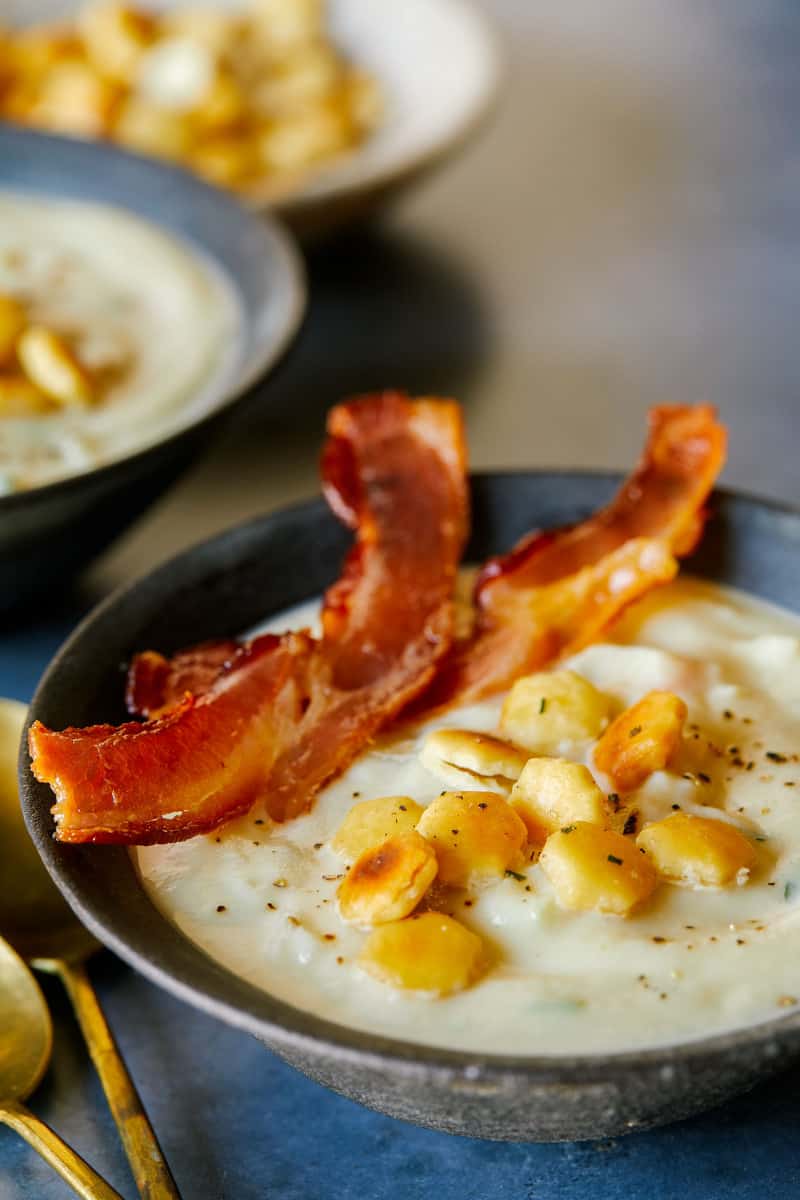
<box><xmin>0</xmin><ymin>934</ymin><xmax>123</xmax><ymax>1199</ymax></box>
<box><xmin>0</xmin><ymin>700</ymin><xmax>97</xmax><ymax>965</ymax></box>
<box><xmin>0</xmin><ymin>698</ymin><xmax>180</xmax><ymax>1196</ymax></box>
<box><xmin>0</xmin><ymin>935</ymin><xmax>50</xmax><ymax>1104</ymax></box>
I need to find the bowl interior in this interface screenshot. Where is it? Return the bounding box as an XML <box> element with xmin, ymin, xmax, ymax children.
<box><xmin>0</xmin><ymin>125</ymin><xmax>305</xmax><ymax>506</ymax></box>
<box><xmin>9</xmin><ymin>0</ymin><xmax>500</xmax><ymax>213</ymax></box>
<box><xmin>19</xmin><ymin>472</ymin><xmax>800</xmax><ymax>1074</ymax></box>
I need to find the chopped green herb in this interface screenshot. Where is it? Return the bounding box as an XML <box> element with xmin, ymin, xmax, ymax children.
<box><xmin>628</xmin><ymin>725</ymin><xmax>642</xmax><ymax>738</ymax></box>
<box><xmin>539</xmin><ymin>697</ymin><xmax>547</xmax><ymax>714</ymax></box>
<box><xmin>505</xmin><ymin>868</ymin><xmax>526</xmax><ymax>882</ymax></box>
<box><xmin>607</xmin><ymin>854</ymin><xmax>623</xmax><ymax>865</ymax></box>
<box><xmin>785</xmin><ymin>881</ymin><xmax>798</xmax><ymax>902</ymax></box>
<box><xmin>561</xmin><ymin>824</ymin><xmax>576</xmax><ymax>834</ymax></box>
<box><xmin>608</xmin><ymin>793</ymin><xmax>621</xmax><ymax>812</ymax></box>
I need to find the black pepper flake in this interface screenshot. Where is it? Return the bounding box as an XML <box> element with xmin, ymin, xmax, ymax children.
<box><xmin>628</xmin><ymin>725</ymin><xmax>643</xmax><ymax>738</ymax></box>
<box><xmin>622</xmin><ymin>812</ymin><xmax>638</xmax><ymax>836</ymax></box>
<box><xmin>746</xmin><ymin>762</ymin><xmax>755</xmax><ymax>771</ymax></box>
<box><xmin>723</xmin><ymin>710</ymin><xmax>733</xmax><ymax>720</ymax></box>
<box><xmin>728</xmin><ymin>746</ymin><xmax>740</xmax><ymax>756</ymax></box>
<box><xmin>736</xmin><ymin>938</ymin><xmax>746</xmax><ymax>946</ymax></box>
<box><xmin>254</xmin><ymin>819</ymin><xmax>264</xmax><ymax>825</ymax></box>
<box><xmin>478</xmin><ymin>802</ymin><xmax>488</xmax><ymax>810</ymax></box>
<box><xmin>767</xmin><ymin>751</ymin><xmax>788</xmax><ymax>763</ymax></box>
<box><xmin>323</xmin><ymin>934</ymin><xmax>336</xmax><ymax>942</ymax></box>
<box><xmin>313</xmin><ymin>842</ymin><xmax>323</xmax><ymax>850</ymax></box>
<box><xmin>607</xmin><ymin>854</ymin><xmax>623</xmax><ymax>866</ymax></box>
<box><xmin>464</xmin><ymin>899</ymin><xmax>474</xmax><ymax>907</ymax></box>
<box><xmin>266</xmin><ymin>902</ymin><xmax>277</xmax><ymax>911</ymax></box>
<box><xmin>697</xmin><ymin>772</ymin><xmax>711</xmax><ymax>784</ymax></box>
<box><xmin>651</xmin><ymin>936</ymin><xmax>667</xmax><ymax>944</ymax></box>
<box><xmin>336</xmin><ymin>956</ymin><xmax>344</xmax><ymax>965</ymax></box>
<box><xmin>539</xmin><ymin>697</ymin><xmax>547</xmax><ymax>714</ymax></box>
<box><xmin>451</xmin><ymin>828</ymin><xmax>460</xmax><ymax>835</ymax></box>
<box><xmin>398</xmin><ymin>804</ymin><xmax>407</xmax><ymax>811</ymax></box>
<box><xmin>608</xmin><ymin>793</ymin><xmax>621</xmax><ymax>812</ymax></box>
<box><xmin>216</xmin><ymin>905</ymin><xmax>226</xmax><ymax>913</ymax></box>
<box><xmin>671</xmin><ymin>803</ymin><xmax>681</xmax><ymax>811</ymax></box>
<box><xmin>506</xmin><ymin>868</ymin><xmax>526</xmax><ymax>881</ymax></box>
<box><xmin>561</xmin><ymin>825</ymin><xmax>576</xmax><ymax>834</ymax></box>
<box><xmin>786</xmin><ymin>781</ymin><xmax>797</xmax><ymax>788</ymax></box>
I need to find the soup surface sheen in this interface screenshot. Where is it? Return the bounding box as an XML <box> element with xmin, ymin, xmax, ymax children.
<box><xmin>136</xmin><ymin>579</ymin><xmax>800</xmax><ymax>1055</ymax></box>
<box><xmin>0</xmin><ymin>192</ymin><xmax>239</xmax><ymax>492</ymax></box>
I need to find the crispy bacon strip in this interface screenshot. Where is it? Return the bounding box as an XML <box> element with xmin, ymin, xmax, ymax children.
<box><xmin>418</xmin><ymin>405</ymin><xmax>726</xmax><ymax>709</ymax></box>
<box><xmin>29</xmin><ymin>393</ymin><xmax>468</xmax><ymax>842</ymax></box>
<box><xmin>126</xmin><ymin>641</ymin><xmax>241</xmax><ymax>719</ymax></box>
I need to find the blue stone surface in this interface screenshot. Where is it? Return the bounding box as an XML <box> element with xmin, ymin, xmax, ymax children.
<box><xmin>4</xmin><ymin>1</ymin><xmax>800</xmax><ymax>1195</ymax></box>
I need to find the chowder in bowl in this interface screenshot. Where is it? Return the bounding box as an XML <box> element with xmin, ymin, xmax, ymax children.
<box><xmin>19</xmin><ymin>473</ymin><xmax>800</xmax><ymax>1141</ymax></box>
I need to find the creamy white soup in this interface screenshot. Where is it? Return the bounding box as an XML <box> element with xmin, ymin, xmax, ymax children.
<box><xmin>0</xmin><ymin>193</ymin><xmax>239</xmax><ymax>492</ymax></box>
<box><xmin>136</xmin><ymin>580</ymin><xmax>800</xmax><ymax>1055</ymax></box>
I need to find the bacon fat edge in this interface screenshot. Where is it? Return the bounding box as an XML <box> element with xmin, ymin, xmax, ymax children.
<box><xmin>29</xmin><ymin>393</ymin><xmax>469</xmax><ymax>842</ymax></box>
<box><xmin>415</xmin><ymin>404</ymin><xmax>727</xmax><ymax>711</ymax></box>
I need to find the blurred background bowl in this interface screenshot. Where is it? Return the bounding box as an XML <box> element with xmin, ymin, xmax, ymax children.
<box><xmin>0</xmin><ymin>126</ymin><xmax>305</xmax><ymax>614</ymax></box>
<box><xmin>8</xmin><ymin>0</ymin><xmax>501</xmax><ymax>239</ymax></box>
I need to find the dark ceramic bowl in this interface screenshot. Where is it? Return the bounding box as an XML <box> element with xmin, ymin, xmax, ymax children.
<box><xmin>19</xmin><ymin>473</ymin><xmax>800</xmax><ymax>1142</ymax></box>
<box><xmin>0</xmin><ymin>126</ymin><xmax>305</xmax><ymax>612</ymax></box>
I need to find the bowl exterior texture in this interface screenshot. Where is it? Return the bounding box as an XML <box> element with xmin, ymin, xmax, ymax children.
<box><xmin>19</xmin><ymin>473</ymin><xmax>800</xmax><ymax>1141</ymax></box>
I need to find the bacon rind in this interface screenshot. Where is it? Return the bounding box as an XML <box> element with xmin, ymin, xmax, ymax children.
<box><xmin>30</xmin><ymin>393</ymin><xmax>468</xmax><ymax>842</ymax></box>
<box><xmin>417</xmin><ymin>405</ymin><xmax>726</xmax><ymax>708</ymax></box>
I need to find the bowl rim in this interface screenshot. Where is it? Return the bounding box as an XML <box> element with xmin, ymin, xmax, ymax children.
<box><xmin>265</xmin><ymin>0</ymin><xmax>504</xmax><ymax>217</ymax></box>
<box><xmin>19</xmin><ymin>470</ymin><xmax>800</xmax><ymax>1080</ymax></box>
<box><xmin>0</xmin><ymin>126</ymin><xmax>307</xmax><ymax>511</ymax></box>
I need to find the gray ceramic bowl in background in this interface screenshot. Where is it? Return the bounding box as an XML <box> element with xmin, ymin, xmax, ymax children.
<box><xmin>12</xmin><ymin>0</ymin><xmax>501</xmax><ymax>240</ymax></box>
<box><xmin>0</xmin><ymin>125</ymin><xmax>305</xmax><ymax>613</ymax></box>
<box><xmin>18</xmin><ymin>472</ymin><xmax>800</xmax><ymax>1142</ymax></box>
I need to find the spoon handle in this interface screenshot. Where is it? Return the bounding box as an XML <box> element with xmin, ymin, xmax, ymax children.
<box><xmin>0</xmin><ymin>1098</ymin><xmax>124</xmax><ymax>1199</ymax></box>
<box><xmin>56</xmin><ymin>959</ymin><xmax>182</xmax><ymax>1200</ymax></box>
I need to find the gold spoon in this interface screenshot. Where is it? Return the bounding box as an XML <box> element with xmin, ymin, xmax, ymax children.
<box><xmin>0</xmin><ymin>698</ymin><xmax>181</xmax><ymax>1200</ymax></box>
<box><xmin>0</xmin><ymin>934</ymin><xmax>123</xmax><ymax>1198</ymax></box>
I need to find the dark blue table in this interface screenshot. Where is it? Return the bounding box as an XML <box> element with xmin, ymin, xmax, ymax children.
<box><xmin>6</xmin><ymin>1</ymin><xmax>800</xmax><ymax>1195</ymax></box>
